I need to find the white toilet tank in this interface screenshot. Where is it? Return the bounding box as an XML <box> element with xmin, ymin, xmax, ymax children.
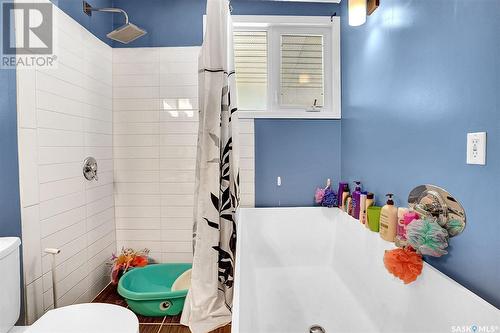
<box><xmin>0</xmin><ymin>237</ymin><xmax>21</xmax><ymax>333</ymax></box>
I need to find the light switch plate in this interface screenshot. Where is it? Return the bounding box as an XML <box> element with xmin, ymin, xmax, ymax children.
<box><xmin>467</xmin><ymin>132</ymin><xmax>487</xmax><ymax>165</ymax></box>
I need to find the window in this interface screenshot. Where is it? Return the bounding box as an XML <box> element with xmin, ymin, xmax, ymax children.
<box><xmin>280</xmin><ymin>34</ymin><xmax>324</xmax><ymax>108</ymax></box>
<box><xmin>232</xmin><ymin>16</ymin><xmax>341</xmax><ymax>119</ymax></box>
<box><xmin>234</xmin><ymin>31</ymin><xmax>267</xmax><ymax>111</ymax></box>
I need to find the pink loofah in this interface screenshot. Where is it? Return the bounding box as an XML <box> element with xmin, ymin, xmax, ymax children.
<box><xmin>315</xmin><ymin>188</ymin><xmax>325</xmax><ymax>204</ymax></box>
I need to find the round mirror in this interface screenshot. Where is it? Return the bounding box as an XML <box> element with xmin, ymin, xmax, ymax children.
<box><xmin>408</xmin><ymin>185</ymin><xmax>466</xmax><ymax>237</ymax></box>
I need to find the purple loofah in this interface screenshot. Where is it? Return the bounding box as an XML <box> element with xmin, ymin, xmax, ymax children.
<box><xmin>321</xmin><ymin>187</ymin><xmax>338</xmax><ymax>207</ymax></box>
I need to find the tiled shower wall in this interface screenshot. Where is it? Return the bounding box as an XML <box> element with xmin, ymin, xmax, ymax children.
<box><xmin>17</xmin><ymin>13</ymin><xmax>254</xmax><ymax>324</ymax></box>
<box><xmin>17</xmin><ymin>7</ymin><xmax>114</xmax><ymax>324</ymax></box>
<box><xmin>112</xmin><ymin>47</ymin><xmax>255</xmax><ymax>263</ymax></box>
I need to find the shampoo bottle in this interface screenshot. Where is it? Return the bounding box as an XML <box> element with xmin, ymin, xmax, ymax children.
<box><xmin>341</xmin><ymin>185</ymin><xmax>350</xmax><ymax>212</ymax></box>
<box><xmin>346</xmin><ymin>196</ymin><xmax>353</xmax><ymax>216</ymax></box>
<box><xmin>362</xmin><ymin>193</ymin><xmax>374</xmax><ymax>228</ymax></box>
<box><xmin>379</xmin><ymin>194</ymin><xmax>398</xmax><ymax>242</ymax></box>
<box><xmin>359</xmin><ymin>192</ymin><xmax>374</xmax><ymax>228</ymax></box>
<box><xmin>352</xmin><ymin>181</ymin><xmax>362</xmax><ymax>219</ymax></box>
<box><xmin>338</xmin><ymin>182</ymin><xmax>348</xmax><ymax>209</ymax></box>
<box><xmin>359</xmin><ymin>192</ymin><xmax>368</xmax><ymax>225</ymax></box>
<box><xmin>395</xmin><ymin>208</ymin><xmax>409</xmax><ymax>247</ymax></box>
<box><xmin>396</xmin><ymin>210</ymin><xmax>420</xmax><ymax>247</ymax></box>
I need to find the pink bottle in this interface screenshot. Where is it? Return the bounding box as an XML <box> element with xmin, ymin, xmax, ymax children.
<box><xmin>396</xmin><ymin>211</ymin><xmax>419</xmax><ymax>247</ymax></box>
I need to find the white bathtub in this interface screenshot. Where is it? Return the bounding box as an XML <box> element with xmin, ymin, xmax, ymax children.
<box><xmin>233</xmin><ymin>207</ymin><xmax>499</xmax><ymax>333</ymax></box>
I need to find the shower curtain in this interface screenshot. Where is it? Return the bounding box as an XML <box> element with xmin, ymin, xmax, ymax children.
<box><xmin>180</xmin><ymin>0</ymin><xmax>240</xmax><ymax>332</ymax></box>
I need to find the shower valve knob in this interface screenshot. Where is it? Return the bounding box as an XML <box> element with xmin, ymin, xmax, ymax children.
<box><xmin>83</xmin><ymin>157</ymin><xmax>98</xmax><ymax>181</ymax></box>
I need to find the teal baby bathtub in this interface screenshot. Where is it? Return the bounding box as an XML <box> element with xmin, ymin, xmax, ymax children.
<box><xmin>118</xmin><ymin>263</ymin><xmax>192</xmax><ymax>317</ymax></box>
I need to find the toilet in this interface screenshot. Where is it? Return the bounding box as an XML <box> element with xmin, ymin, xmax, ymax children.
<box><xmin>0</xmin><ymin>237</ymin><xmax>139</xmax><ymax>333</ymax></box>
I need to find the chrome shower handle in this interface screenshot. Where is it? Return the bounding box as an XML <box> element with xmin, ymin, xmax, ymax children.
<box><xmin>83</xmin><ymin>157</ymin><xmax>98</xmax><ymax>181</ymax></box>
<box><xmin>408</xmin><ymin>185</ymin><xmax>466</xmax><ymax>238</ymax></box>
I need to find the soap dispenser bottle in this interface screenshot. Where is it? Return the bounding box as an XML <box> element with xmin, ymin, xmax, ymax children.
<box><xmin>379</xmin><ymin>194</ymin><xmax>398</xmax><ymax>242</ymax></box>
<box><xmin>352</xmin><ymin>181</ymin><xmax>362</xmax><ymax>219</ymax></box>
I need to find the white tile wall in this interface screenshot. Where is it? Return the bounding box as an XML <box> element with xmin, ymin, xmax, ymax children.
<box><xmin>16</xmin><ymin>5</ymin><xmax>114</xmax><ymax>324</ymax></box>
<box><xmin>113</xmin><ymin>47</ymin><xmax>255</xmax><ymax>263</ymax></box>
<box><xmin>239</xmin><ymin>119</ymin><xmax>255</xmax><ymax>207</ymax></box>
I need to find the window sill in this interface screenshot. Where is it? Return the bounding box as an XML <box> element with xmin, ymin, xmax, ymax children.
<box><xmin>238</xmin><ymin>110</ymin><xmax>341</xmax><ymax>120</ymax></box>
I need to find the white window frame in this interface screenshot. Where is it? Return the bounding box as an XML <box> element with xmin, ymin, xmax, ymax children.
<box><xmin>231</xmin><ymin>15</ymin><xmax>341</xmax><ymax>119</ymax></box>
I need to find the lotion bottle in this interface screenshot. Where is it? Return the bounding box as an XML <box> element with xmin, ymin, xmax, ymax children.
<box><xmin>362</xmin><ymin>193</ymin><xmax>374</xmax><ymax>228</ymax></box>
<box><xmin>379</xmin><ymin>194</ymin><xmax>398</xmax><ymax>242</ymax></box>
<box><xmin>359</xmin><ymin>192</ymin><xmax>368</xmax><ymax>225</ymax></box>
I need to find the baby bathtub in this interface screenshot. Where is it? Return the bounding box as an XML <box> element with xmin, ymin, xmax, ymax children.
<box><xmin>118</xmin><ymin>263</ymin><xmax>192</xmax><ymax>317</ymax></box>
<box><xmin>233</xmin><ymin>207</ymin><xmax>500</xmax><ymax>333</ymax></box>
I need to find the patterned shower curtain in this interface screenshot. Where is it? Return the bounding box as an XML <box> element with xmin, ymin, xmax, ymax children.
<box><xmin>180</xmin><ymin>0</ymin><xmax>240</xmax><ymax>332</ymax></box>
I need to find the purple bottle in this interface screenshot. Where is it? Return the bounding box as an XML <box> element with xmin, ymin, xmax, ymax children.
<box><xmin>352</xmin><ymin>181</ymin><xmax>362</xmax><ymax>219</ymax></box>
<box><xmin>337</xmin><ymin>182</ymin><xmax>348</xmax><ymax>208</ymax></box>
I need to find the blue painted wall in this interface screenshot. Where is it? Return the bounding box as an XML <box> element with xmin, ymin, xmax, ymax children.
<box><xmin>0</xmin><ymin>0</ymin><xmax>23</xmax><ymax>322</ymax></box>
<box><xmin>255</xmin><ymin>120</ymin><xmax>341</xmax><ymax>207</ymax></box>
<box><xmin>0</xmin><ymin>4</ymin><xmax>21</xmax><ymax>240</ymax></box>
<box><xmin>112</xmin><ymin>0</ymin><xmax>339</xmax><ymax>48</ymax></box>
<box><xmin>111</xmin><ymin>0</ymin><xmax>206</xmax><ymax>48</ymax></box>
<box><xmin>52</xmin><ymin>0</ymin><xmax>339</xmax><ymax>47</ymax></box>
<box><xmin>340</xmin><ymin>0</ymin><xmax>500</xmax><ymax>308</ymax></box>
<box><xmin>51</xmin><ymin>0</ymin><xmax>114</xmax><ymax>46</ymax></box>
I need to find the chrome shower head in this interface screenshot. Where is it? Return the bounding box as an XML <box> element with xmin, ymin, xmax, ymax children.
<box><xmin>83</xmin><ymin>1</ymin><xmax>147</xmax><ymax>44</ymax></box>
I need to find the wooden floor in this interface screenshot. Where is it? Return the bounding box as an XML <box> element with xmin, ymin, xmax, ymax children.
<box><xmin>93</xmin><ymin>284</ymin><xmax>231</xmax><ymax>333</ymax></box>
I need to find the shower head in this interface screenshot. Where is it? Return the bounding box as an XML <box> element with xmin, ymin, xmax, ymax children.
<box><xmin>83</xmin><ymin>1</ymin><xmax>147</xmax><ymax>44</ymax></box>
<box><xmin>107</xmin><ymin>23</ymin><xmax>147</xmax><ymax>44</ymax></box>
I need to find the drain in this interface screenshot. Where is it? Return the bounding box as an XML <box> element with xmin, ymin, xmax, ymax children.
<box><xmin>309</xmin><ymin>325</ymin><xmax>326</xmax><ymax>333</ymax></box>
